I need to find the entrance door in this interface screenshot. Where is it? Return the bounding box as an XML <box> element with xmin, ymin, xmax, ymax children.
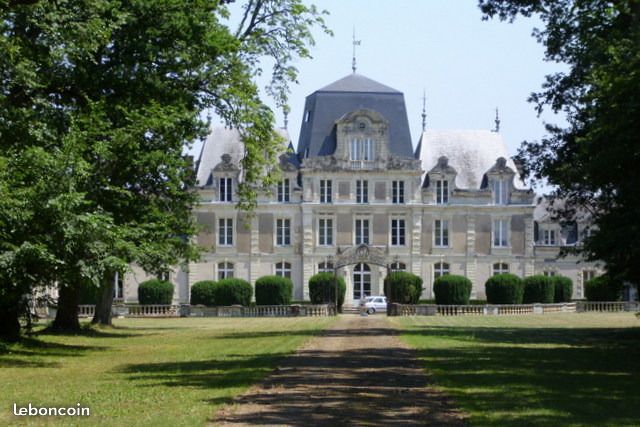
<box><xmin>353</xmin><ymin>263</ymin><xmax>371</xmax><ymax>306</ymax></box>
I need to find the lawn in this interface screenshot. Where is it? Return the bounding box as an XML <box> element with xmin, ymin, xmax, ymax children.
<box><xmin>392</xmin><ymin>313</ymin><xmax>640</xmax><ymax>426</ymax></box>
<box><xmin>0</xmin><ymin>316</ymin><xmax>335</xmax><ymax>426</ymax></box>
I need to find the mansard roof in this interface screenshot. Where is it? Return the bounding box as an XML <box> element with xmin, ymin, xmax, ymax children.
<box><xmin>195</xmin><ymin>127</ymin><xmax>291</xmax><ymax>186</ymax></box>
<box><xmin>417</xmin><ymin>129</ymin><xmax>525</xmax><ymax>190</ymax></box>
<box><xmin>297</xmin><ymin>73</ymin><xmax>414</xmax><ymax>159</ymax></box>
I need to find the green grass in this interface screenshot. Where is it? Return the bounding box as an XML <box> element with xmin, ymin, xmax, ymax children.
<box><xmin>0</xmin><ymin>317</ymin><xmax>335</xmax><ymax>426</ymax></box>
<box><xmin>392</xmin><ymin>313</ymin><xmax>640</xmax><ymax>426</ymax></box>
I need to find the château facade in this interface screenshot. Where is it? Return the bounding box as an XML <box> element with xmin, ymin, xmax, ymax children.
<box><xmin>119</xmin><ymin>73</ymin><xmax>602</xmax><ymax>306</ymax></box>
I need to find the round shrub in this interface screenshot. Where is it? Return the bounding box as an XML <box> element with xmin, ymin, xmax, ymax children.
<box><xmin>384</xmin><ymin>272</ymin><xmax>423</xmax><ymax>304</ymax></box>
<box><xmin>308</xmin><ymin>272</ymin><xmax>346</xmax><ymax>311</ymax></box>
<box><xmin>485</xmin><ymin>273</ymin><xmax>524</xmax><ymax>304</ymax></box>
<box><xmin>190</xmin><ymin>280</ymin><xmax>217</xmax><ymax>306</ymax></box>
<box><xmin>585</xmin><ymin>276</ymin><xmax>622</xmax><ymax>301</ymax></box>
<box><xmin>255</xmin><ymin>275</ymin><xmax>293</xmax><ymax>305</ymax></box>
<box><xmin>79</xmin><ymin>280</ymin><xmax>100</xmax><ymax>305</ymax></box>
<box><xmin>433</xmin><ymin>275</ymin><xmax>472</xmax><ymax>305</ymax></box>
<box><xmin>138</xmin><ymin>279</ymin><xmax>174</xmax><ymax>305</ymax></box>
<box><xmin>523</xmin><ymin>275</ymin><xmax>555</xmax><ymax>304</ymax></box>
<box><xmin>213</xmin><ymin>278</ymin><xmax>253</xmax><ymax>306</ymax></box>
<box><xmin>552</xmin><ymin>276</ymin><xmax>573</xmax><ymax>302</ymax></box>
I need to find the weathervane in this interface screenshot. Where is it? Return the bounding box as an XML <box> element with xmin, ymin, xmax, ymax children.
<box><xmin>352</xmin><ymin>27</ymin><xmax>361</xmax><ymax>74</ymax></box>
<box><xmin>421</xmin><ymin>89</ymin><xmax>427</xmax><ymax>132</ymax></box>
<box><xmin>493</xmin><ymin>107</ymin><xmax>501</xmax><ymax>133</ymax></box>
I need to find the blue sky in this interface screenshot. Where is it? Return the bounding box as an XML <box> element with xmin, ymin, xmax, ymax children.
<box><xmin>207</xmin><ymin>0</ymin><xmax>565</xmax><ymax>170</ymax></box>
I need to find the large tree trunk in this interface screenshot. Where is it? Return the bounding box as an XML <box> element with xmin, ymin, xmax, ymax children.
<box><xmin>0</xmin><ymin>302</ymin><xmax>21</xmax><ymax>342</ymax></box>
<box><xmin>52</xmin><ymin>284</ymin><xmax>80</xmax><ymax>332</ymax></box>
<box><xmin>92</xmin><ymin>273</ymin><xmax>114</xmax><ymax>326</ymax></box>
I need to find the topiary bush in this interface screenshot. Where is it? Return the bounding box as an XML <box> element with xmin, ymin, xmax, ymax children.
<box><xmin>433</xmin><ymin>275</ymin><xmax>472</xmax><ymax>305</ymax></box>
<box><xmin>552</xmin><ymin>275</ymin><xmax>573</xmax><ymax>302</ymax></box>
<box><xmin>78</xmin><ymin>280</ymin><xmax>100</xmax><ymax>305</ymax></box>
<box><xmin>138</xmin><ymin>279</ymin><xmax>174</xmax><ymax>305</ymax></box>
<box><xmin>308</xmin><ymin>272</ymin><xmax>346</xmax><ymax>311</ymax></box>
<box><xmin>384</xmin><ymin>272</ymin><xmax>423</xmax><ymax>304</ymax></box>
<box><xmin>213</xmin><ymin>278</ymin><xmax>253</xmax><ymax>306</ymax></box>
<box><xmin>255</xmin><ymin>275</ymin><xmax>293</xmax><ymax>305</ymax></box>
<box><xmin>523</xmin><ymin>275</ymin><xmax>555</xmax><ymax>304</ymax></box>
<box><xmin>485</xmin><ymin>273</ymin><xmax>524</xmax><ymax>304</ymax></box>
<box><xmin>190</xmin><ymin>280</ymin><xmax>217</xmax><ymax>306</ymax></box>
<box><xmin>585</xmin><ymin>276</ymin><xmax>623</xmax><ymax>301</ymax></box>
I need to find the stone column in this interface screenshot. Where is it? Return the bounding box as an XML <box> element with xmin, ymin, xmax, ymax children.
<box><xmin>524</xmin><ymin>218</ymin><xmax>535</xmax><ymax>277</ymax></box>
<box><xmin>465</xmin><ymin>215</ymin><xmax>478</xmax><ymax>296</ymax></box>
<box><xmin>301</xmin><ymin>208</ymin><xmax>314</xmax><ymax>300</ymax></box>
<box><xmin>249</xmin><ymin>215</ymin><xmax>260</xmax><ymax>286</ymax></box>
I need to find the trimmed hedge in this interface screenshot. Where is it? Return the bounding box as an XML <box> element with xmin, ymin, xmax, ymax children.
<box><xmin>79</xmin><ymin>280</ymin><xmax>100</xmax><ymax>305</ymax></box>
<box><xmin>190</xmin><ymin>280</ymin><xmax>217</xmax><ymax>306</ymax></box>
<box><xmin>308</xmin><ymin>272</ymin><xmax>346</xmax><ymax>311</ymax></box>
<box><xmin>485</xmin><ymin>273</ymin><xmax>524</xmax><ymax>304</ymax></box>
<box><xmin>138</xmin><ymin>279</ymin><xmax>174</xmax><ymax>305</ymax></box>
<box><xmin>523</xmin><ymin>275</ymin><xmax>555</xmax><ymax>304</ymax></box>
<box><xmin>213</xmin><ymin>278</ymin><xmax>253</xmax><ymax>306</ymax></box>
<box><xmin>552</xmin><ymin>276</ymin><xmax>573</xmax><ymax>302</ymax></box>
<box><xmin>585</xmin><ymin>276</ymin><xmax>623</xmax><ymax>301</ymax></box>
<box><xmin>433</xmin><ymin>275</ymin><xmax>472</xmax><ymax>305</ymax></box>
<box><xmin>255</xmin><ymin>275</ymin><xmax>293</xmax><ymax>305</ymax></box>
<box><xmin>384</xmin><ymin>272</ymin><xmax>423</xmax><ymax>304</ymax></box>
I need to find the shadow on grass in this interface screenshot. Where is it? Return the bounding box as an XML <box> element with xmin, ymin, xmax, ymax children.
<box><xmin>215</xmin><ymin>327</ymin><xmax>399</xmax><ymax>340</ymax></box>
<box><xmin>0</xmin><ymin>336</ymin><xmax>106</xmax><ymax>368</ymax></box>
<box><xmin>405</xmin><ymin>325</ymin><xmax>640</xmax><ymax>426</ymax></box>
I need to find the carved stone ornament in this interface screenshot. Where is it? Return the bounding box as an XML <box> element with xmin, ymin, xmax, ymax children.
<box><xmin>486</xmin><ymin>156</ymin><xmax>514</xmax><ymax>175</ymax></box>
<box><xmin>335</xmin><ymin>244</ymin><xmax>389</xmax><ymax>269</ymax></box>
<box><xmin>213</xmin><ymin>153</ymin><xmax>239</xmax><ymax>172</ymax></box>
<box><xmin>387</xmin><ymin>156</ymin><xmax>422</xmax><ymax>171</ymax></box>
<box><xmin>279</xmin><ymin>154</ymin><xmax>298</xmax><ymax>172</ymax></box>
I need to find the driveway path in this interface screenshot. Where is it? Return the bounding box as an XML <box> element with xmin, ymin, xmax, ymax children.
<box><xmin>212</xmin><ymin>314</ymin><xmax>466</xmax><ymax>426</ymax></box>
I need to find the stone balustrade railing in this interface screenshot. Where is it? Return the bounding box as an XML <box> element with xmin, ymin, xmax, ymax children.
<box><xmin>389</xmin><ymin>302</ymin><xmax>587</xmax><ymax>316</ymax></box>
<box><xmin>576</xmin><ymin>301</ymin><xmax>640</xmax><ymax>312</ymax></box>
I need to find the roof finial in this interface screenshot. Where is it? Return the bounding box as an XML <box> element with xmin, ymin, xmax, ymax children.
<box><xmin>493</xmin><ymin>107</ymin><xmax>501</xmax><ymax>133</ymax></box>
<box><xmin>352</xmin><ymin>27</ymin><xmax>361</xmax><ymax>74</ymax></box>
<box><xmin>421</xmin><ymin>89</ymin><xmax>427</xmax><ymax>132</ymax></box>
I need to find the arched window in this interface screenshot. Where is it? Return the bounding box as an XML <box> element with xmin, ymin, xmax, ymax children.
<box><xmin>318</xmin><ymin>262</ymin><xmax>334</xmax><ymax>273</ymax></box>
<box><xmin>353</xmin><ymin>263</ymin><xmax>371</xmax><ymax>301</ymax></box>
<box><xmin>390</xmin><ymin>262</ymin><xmax>406</xmax><ymax>272</ymax></box>
<box><xmin>218</xmin><ymin>262</ymin><xmax>234</xmax><ymax>280</ymax></box>
<box><xmin>493</xmin><ymin>263</ymin><xmax>509</xmax><ymax>276</ymax></box>
<box><xmin>434</xmin><ymin>262</ymin><xmax>450</xmax><ymax>280</ymax></box>
<box><xmin>275</xmin><ymin>262</ymin><xmax>292</xmax><ymax>279</ymax></box>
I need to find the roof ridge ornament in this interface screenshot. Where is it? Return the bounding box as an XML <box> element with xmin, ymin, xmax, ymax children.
<box><xmin>493</xmin><ymin>107</ymin><xmax>501</xmax><ymax>133</ymax></box>
<box><xmin>352</xmin><ymin>27</ymin><xmax>361</xmax><ymax>74</ymax></box>
<box><xmin>421</xmin><ymin>89</ymin><xmax>427</xmax><ymax>132</ymax></box>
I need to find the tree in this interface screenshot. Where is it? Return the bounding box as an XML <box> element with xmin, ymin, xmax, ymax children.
<box><xmin>479</xmin><ymin>0</ymin><xmax>640</xmax><ymax>285</ymax></box>
<box><xmin>0</xmin><ymin>0</ymin><xmax>329</xmax><ymax>336</ymax></box>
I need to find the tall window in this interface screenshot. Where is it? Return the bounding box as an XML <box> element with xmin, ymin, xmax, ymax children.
<box><xmin>219</xmin><ymin>177</ymin><xmax>232</xmax><ymax>202</ymax></box>
<box><xmin>436</xmin><ymin>180</ymin><xmax>449</xmax><ymax>204</ymax></box>
<box><xmin>355</xmin><ymin>219</ymin><xmax>370</xmax><ymax>245</ymax></box>
<box><xmin>543</xmin><ymin>229</ymin><xmax>556</xmax><ymax>245</ymax></box>
<box><xmin>434</xmin><ymin>262</ymin><xmax>450</xmax><ymax>280</ymax></box>
<box><xmin>218</xmin><ymin>262</ymin><xmax>234</xmax><ymax>280</ymax></box>
<box><xmin>277</xmin><ymin>179</ymin><xmax>290</xmax><ymax>202</ymax></box>
<box><xmin>353</xmin><ymin>263</ymin><xmax>371</xmax><ymax>300</ymax></box>
<box><xmin>391</xmin><ymin>219</ymin><xmax>406</xmax><ymax>246</ymax></box>
<box><xmin>543</xmin><ymin>270</ymin><xmax>556</xmax><ymax>277</ymax></box>
<box><xmin>275</xmin><ymin>262</ymin><xmax>291</xmax><ymax>278</ymax></box>
<box><xmin>434</xmin><ymin>219</ymin><xmax>449</xmax><ymax>247</ymax></box>
<box><xmin>318</xmin><ymin>262</ymin><xmax>334</xmax><ymax>273</ymax></box>
<box><xmin>392</xmin><ymin>181</ymin><xmax>405</xmax><ymax>204</ymax></box>
<box><xmin>320</xmin><ymin>179</ymin><xmax>332</xmax><ymax>203</ymax></box>
<box><xmin>390</xmin><ymin>262</ymin><xmax>406</xmax><ymax>272</ymax></box>
<box><xmin>583</xmin><ymin>270</ymin><xmax>596</xmax><ymax>283</ymax></box>
<box><xmin>493</xmin><ymin>219</ymin><xmax>509</xmax><ymax>247</ymax></box>
<box><xmin>493</xmin><ymin>263</ymin><xmax>509</xmax><ymax>275</ymax></box>
<box><xmin>158</xmin><ymin>271</ymin><xmax>170</xmax><ymax>282</ymax></box>
<box><xmin>356</xmin><ymin>180</ymin><xmax>368</xmax><ymax>203</ymax></box>
<box><xmin>350</xmin><ymin>138</ymin><xmax>373</xmax><ymax>169</ymax></box>
<box><xmin>493</xmin><ymin>179</ymin><xmax>508</xmax><ymax>205</ymax></box>
<box><xmin>113</xmin><ymin>272</ymin><xmax>124</xmax><ymax>300</ymax></box>
<box><xmin>218</xmin><ymin>218</ymin><xmax>233</xmax><ymax>246</ymax></box>
<box><xmin>318</xmin><ymin>218</ymin><xmax>333</xmax><ymax>246</ymax></box>
<box><xmin>276</xmin><ymin>218</ymin><xmax>291</xmax><ymax>246</ymax></box>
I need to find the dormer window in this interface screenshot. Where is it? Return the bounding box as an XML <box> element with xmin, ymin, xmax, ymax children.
<box><xmin>493</xmin><ymin>179</ymin><xmax>508</xmax><ymax>205</ymax></box>
<box><xmin>277</xmin><ymin>178</ymin><xmax>290</xmax><ymax>202</ymax></box>
<box><xmin>436</xmin><ymin>180</ymin><xmax>449</xmax><ymax>204</ymax></box>
<box><xmin>219</xmin><ymin>177</ymin><xmax>232</xmax><ymax>202</ymax></box>
<box><xmin>350</xmin><ymin>138</ymin><xmax>373</xmax><ymax>169</ymax></box>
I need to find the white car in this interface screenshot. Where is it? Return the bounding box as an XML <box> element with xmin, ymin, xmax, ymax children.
<box><xmin>363</xmin><ymin>296</ymin><xmax>387</xmax><ymax>314</ymax></box>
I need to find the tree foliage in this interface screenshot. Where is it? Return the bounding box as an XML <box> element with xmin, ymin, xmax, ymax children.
<box><xmin>0</xmin><ymin>0</ymin><xmax>329</xmax><ymax>337</ymax></box>
<box><xmin>479</xmin><ymin>0</ymin><xmax>640</xmax><ymax>285</ymax></box>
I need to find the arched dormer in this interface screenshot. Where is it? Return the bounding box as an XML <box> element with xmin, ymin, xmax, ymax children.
<box><xmin>334</xmin><ymin>109</ymin><xmax>389</xmax><ymax>169</ymax></box>
<box><xmin>481</xmin><ymin>157</ymin><xmax>516</xmax><ymax>205</ymax></box>
<box><xmin>210</xmin><ymin>154</ymin><xmax>240</xmax><ymax>202</ymax></box>
<box><xmin>424</xmin><ymin>156</ymin><xmax>457</xmax><ymax>204</ymax></box>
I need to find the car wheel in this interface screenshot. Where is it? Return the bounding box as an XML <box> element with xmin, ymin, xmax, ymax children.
<box><xmin>367</xmin><ymin>308</ymin><xmax>375</xmax><ymax>314</ymax></box>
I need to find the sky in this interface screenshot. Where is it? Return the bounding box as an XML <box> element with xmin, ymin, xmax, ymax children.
<box><xmin>203</xmin><ymin>0</ymin><xmax>566</xmax><ymax>169</ymax></box>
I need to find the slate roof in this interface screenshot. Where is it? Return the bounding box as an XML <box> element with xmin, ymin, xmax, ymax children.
<box><xmin>297</xmin><ymin>73</ymin><xmax>414</xmax><ymax>159</ymax></box>
<box><xmin>417</xmin><ymin>129</ymin><xmax>525</xmax><ymax>190</ymax></box>
<box><xmin>195</xmin><ymin>127</ymin><xmax>291</xmax><ymax>186</ymax></box>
